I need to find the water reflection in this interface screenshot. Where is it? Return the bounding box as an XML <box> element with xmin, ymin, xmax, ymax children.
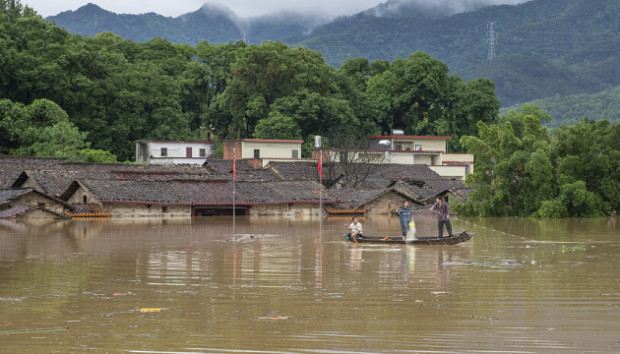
<box><xmin>0</xmin><ymin>216</ymin><xmax>618</xmax><ymax>353</ymax></box>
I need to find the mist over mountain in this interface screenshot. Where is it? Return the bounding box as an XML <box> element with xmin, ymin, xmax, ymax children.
<box><xmin>46</xmin><ymin>0</ymin><xmax>620</xmax><ymax>111</ymax></box>
<box><xmin>47</xmin><ymin>2</ymin><xmax>328</xmax><ymax>45</ymax></box>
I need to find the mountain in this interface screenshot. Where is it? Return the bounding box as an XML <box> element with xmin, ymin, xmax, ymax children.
<box><xmin>296</xmin><ymin>0</ymin><xmax>620</xmax><ymax>106</ymax></box>
<box><xmin>46</xmin><ymin>0</ymin><xmax>620</xmax><ymax>110</ymax></box>
<box><xmin>47</xmin><ymin>3</ymin><xmax>326</xmax><ymax>45</ymax></box>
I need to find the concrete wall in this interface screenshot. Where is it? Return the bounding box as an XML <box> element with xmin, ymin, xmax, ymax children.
<box><xmin>249</xmin><ymin>203</ymin><xmax>323</xmax><ymax>217</ymax></box>
<box><xmin>368</xmin><ymin>137</ymin><xmax>449</xmax><ymax>152</ymax></box>
<box><xmin>106</xmin><ymin>203</ymin><xmax>191</xmax><ymax>219</ymax></box>
<box><xmin>429</xmin><ymin>165</ymin><xmax>469</xmax><ymax>180</ymax></box>
<box><xmin>137</xmin><ymin>141</ymin><xmax>213</xmax><ymax>163</ymax></box>
<box><xmin>241</xmin><ymin>141</ymin><xmax>302</xmax><ymax>159</ymax></box>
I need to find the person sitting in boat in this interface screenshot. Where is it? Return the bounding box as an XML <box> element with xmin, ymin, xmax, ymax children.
<box><xmin>397</xmin><ymin>200</ymin><xmax>412</xmax><ymax>240</ymax></box>
<box><xmin>345</xmin><ymin>217</ymin><xmax>363</xmax><ymax>243</ymax></box>
<box><xmin>431</xmin><ymin>196</ymin><xmax>453</xmax><ymax>238</ymax></box>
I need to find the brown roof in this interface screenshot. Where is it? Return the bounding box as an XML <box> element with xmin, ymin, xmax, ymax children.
<box><xmin>0</xmin><ymin>187</ymin><xmax>73</xmax><ymax>210</ymax></box>
<box><xmin>61</xmin><ymin>179</ymin><xmax>336</xmax><ymax>206</ymax></box>
<box><xmin>204</xmin><ymin>159</ymin><xmax>280</xmax><ymax>181</ymax></box>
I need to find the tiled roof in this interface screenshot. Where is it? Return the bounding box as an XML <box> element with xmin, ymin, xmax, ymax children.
<box><xmin>204</xmin><ymin>159</ymin><xmax>280</xmax><ymax>181</ymax></box>
<box><xmin>0</xmin><ymin>188</ymin><xmax>33</xmax><ymax>204</ymax></box>
<box><xmin>328</xmin><ymin>188</ymin><xmax>386</xmax><ymax>210</ymax></box>
<box><xmin>0</xmin><ymin>156</ymin><xmax>63</xmax><ymax>188</ymax></box>
<box><xmin>0</xmin><ymin>205</ymin><xmax>67</xmax><ymax>219</ymax></box>
<box><xmin>0</xmin><ymin>205</ymin><xmax>36</xmax><ymax>219</ymax></box>
<box><xmin>267</xmin><ymin>161</ymin><xmax>344</xmax><ymax>184</ymax></box>
<box><xmin>62</xmin><ymin>179</ymin><xmax>336</xmax><ymax>206</ymax></box>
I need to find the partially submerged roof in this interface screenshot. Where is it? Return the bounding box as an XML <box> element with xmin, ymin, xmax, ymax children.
<box><xmin>61</xmin><ymin>179</ymin><xmax>336</xmax><ymax>206</ymax></box>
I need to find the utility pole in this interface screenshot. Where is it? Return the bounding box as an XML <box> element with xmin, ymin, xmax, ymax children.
<box><xmin>487</xmin><ymin>21</ymin><xmax>497</xmax><ymax>61</ymax></box>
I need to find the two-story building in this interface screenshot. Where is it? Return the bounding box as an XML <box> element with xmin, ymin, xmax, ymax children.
<box><xmin>135</xmin><ymin>140</ymin><xmax>214</xmax><ymax>165</ymax></box>
<box><xmin>322</xmin><ymin>134</ymin><xmax>474</xmax><ymax>180</ymax></box>
<box><xmin>223</xmin><ymin>139</ymin><xmax>304</xmax><ymax>167</ymax></box>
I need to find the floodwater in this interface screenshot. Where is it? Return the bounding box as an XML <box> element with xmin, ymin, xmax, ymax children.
<box><xmin>0</xmin><ymin>215</ymin><xmax>618</xmax><ymax>353</ymax></box>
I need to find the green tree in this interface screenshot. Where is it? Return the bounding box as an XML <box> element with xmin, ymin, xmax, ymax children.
<box><xmin>254</xmin><ymin>112</ymin><xmax>302</xmax><ymax>140</ymax></box>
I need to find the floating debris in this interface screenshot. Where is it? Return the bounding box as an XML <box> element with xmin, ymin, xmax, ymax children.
<box><xmin>113</xmin><ymin>292</ymin><xmax>134</xmax><ymax>296</ymax></box>
<box><xmin>0</xmin><ymin>297</ymin><xmax>24</xmax><ymax>302</ymax></box>
<box><xmin>0</xmin><ymin>327</ymin><xmax>68</xmax><ymax>335</ymax></box>
<box><xmin>257</xmin><ymin>315</ymin><xmax>289</xmax><ymax>320</ymax></box>
<box><xmin>139</xmin><ymin>308</ymin><xmax>161</xmax><ymax>313</ymax></box>
<box><xmin>470</xmin><ymin>315</ymin><xmax>499</xmax><ymax>320</ymax></box>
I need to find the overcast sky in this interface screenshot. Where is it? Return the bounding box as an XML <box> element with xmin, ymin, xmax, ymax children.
<box><xmin>22</xmin><ymin>0</ymin><xmax>530</xmax><ymax>19</ymax></box>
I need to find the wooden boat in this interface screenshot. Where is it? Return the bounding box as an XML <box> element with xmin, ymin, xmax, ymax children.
<box><xmin>347</xmin><ymin>231</ymin><xmax>474</xmax><ymax>245</ymax></box>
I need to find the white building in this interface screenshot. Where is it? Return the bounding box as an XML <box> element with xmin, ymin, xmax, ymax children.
<box><xmin>224</xmin><ymin>139</ymin><xmax>304</xmax><ymax>166</ymax></box>
<box><xmin>135</xmin><ymin>140</ymin><xmax>214</xmax><ymax>165</ymax></box>
<box><xmin>324</xmin><ymin>135</ymin><xmax>474</xmax><ymax>180</ymax></box>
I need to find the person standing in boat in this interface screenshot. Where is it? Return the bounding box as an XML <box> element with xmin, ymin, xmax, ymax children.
<box><xmin>431</xmin><ymin>196</ymin><xmax>453</xmax><ymax>238</ymax></box>
<box><xmin>397</xmin><ymin>200</ymin><xmax>412</xmax><ymax>240</ymax></box>
<box><xmin>345</xmin><ymin>217</ymin><xmax>363</xmax><ymax>243</ymax></box>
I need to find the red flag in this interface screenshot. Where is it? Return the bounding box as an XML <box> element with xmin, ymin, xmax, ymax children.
<box><xmin>318</xmin><ymin>154</ymin><xmax>322</xmax><ymax>179</ymax></box>
<box><xmin>233</xmin><ymin>158</ymin><xmax>236</xmax><ymax>180</ymax></box>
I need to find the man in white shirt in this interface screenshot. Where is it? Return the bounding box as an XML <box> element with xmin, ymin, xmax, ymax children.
<box><xmin>345</xmin><ymin>217</ymin><xmax>363</xmax><ymax>243</ymax></box>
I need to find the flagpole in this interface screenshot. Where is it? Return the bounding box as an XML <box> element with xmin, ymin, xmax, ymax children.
<box><xmin>319</xmin><ymin>148</ymin><xmax>322</xmax><ymax>221</ymax></box>
<box><xmin>233</xmin><ymin>145</ymin><xmax>236</xmax><ymax>236</ymax></box>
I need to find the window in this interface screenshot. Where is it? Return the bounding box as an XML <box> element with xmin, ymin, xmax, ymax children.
<box><xmin>161</xmin><ymin>147</ymin><xmax>168</xmax><ymax>157</ymax></box>
<box><xmin>199</xmin><ymin>148</ymin><xmax>206</xmax><ymax>157</ymax></box>
<box><xmin>162</xmin><ymin>206</ymin><xmax>168</xmax><ymax>213</ymax></box>
<box><xmin>395</xmin><ymin>143</ymin><xmax>402</xmax><ymax>151</ymax></box>
<box><xmin>414</xmin><ymin>144</ymin><xmax>422</xmax><ymax>151</ymax></box>
<box><xmin>186</xmin><ymin>147</ymin><xmax>192</xmax><ymax>158</ymax></box>
<box><xmin>82</xmin><ymin>195</ymin><xmax>88</xmax><ymax>204</ymax></box>
<box><xmin>292</xmin><ymin>149</ymin><xmax>299</xmax><ymax>158</ymax></box>
<box><xmin>339</xmin><ymin>151</ymin><xmax>348</xmax><ymax>161</ymax></box>
<box><xmin>254</xmin><ymin>149</ymin><xmax>260</xmax><ymax>159</ymax></box>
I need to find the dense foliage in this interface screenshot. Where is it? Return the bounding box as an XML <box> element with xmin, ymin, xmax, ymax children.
<box><xmin>457</xmin><ymin>105</ymin><xmax>620</xmax><ymax>217</ymax></box>
<box><xmin>501</xmin><ymin>86</ymin><xmax>620</xmax><ymax>128</ymax></box>
<box><xmin>48</xmin><ymin>0</ymin><xmax>620</xmax><ymax>116</ymax></box>
<box><xmin>0</xmin><ymin>1</ymin><xmax>500</xmax><ymax>161</ymax></box>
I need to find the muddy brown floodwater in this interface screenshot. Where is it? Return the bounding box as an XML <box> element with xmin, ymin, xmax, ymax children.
<box><xmin>0</xmin><ymin>215</ymin><xmax>618</xmax><ymax>353</ymax></box>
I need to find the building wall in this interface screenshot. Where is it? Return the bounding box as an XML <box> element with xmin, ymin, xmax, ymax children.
<box><xmin>65</xmin><ymin>185</ymin><xmax>101</xmax><ymax>206</ymax></box>
<box><xmin>137</xmin><ymin>141</ymin><xmax>214</xmax><ymax>163</ymax></box>
<box><xmin>241</xmin><ymin>141</ymin><xmax>301</xmax><ymax>159</ymax></box>
<box><xmin>429</xmin><ymin>165</ymin><xmax>469</xmax><ymax>180</ymax></box>
<box><xmin>361</xmin><ymin>191</ymin><xmax>417</xmax><ymax>216</ymax></box>
<box><xmin>17</xmin><ymin>208</ymin><xmax>59</xmax><ymax>222</ymax></box>
<box><xmin>10</xmin><ymin>193</ymin><xmax>68</xmax><ymax>214</ymax></box>
<box><xmin>105</xmin><ymin>203</ymin><xmax>191</xmax><ymax>218</ymax></box>
<box><xmin>249</xmin><ymin>203</ymin><xmax>322</xmax><ymax>217</ymax></box>
<box><xmin>368</xmin><ymin>137</ymin><xmax>449</xmax><ymax>152</ymax></box>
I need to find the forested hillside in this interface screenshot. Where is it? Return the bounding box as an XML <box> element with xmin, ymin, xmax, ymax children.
<box><xmin>501</xmin><ymin>86</ymin><xmax>620</xmax><ymax>127</ymax></box>
<box><xmin>0</xmin><ymin>1</ymin><xmax>500</xmax><ymax>162</ymax></box>
<box><xmin>47</xmin><ymin>3</ymin><xmax>326</xmax><ymax>45</ymax></box>
<box><xmin>46</xmin><ymin>0</ymin><xmax>620</xmax><ymax>116</ymax></box>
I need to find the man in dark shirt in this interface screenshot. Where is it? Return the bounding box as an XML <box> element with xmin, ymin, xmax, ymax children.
<box><xmin>430</xmin><ymin>196</ymin><xmax>453</xmax><ymax>238</ymax></box>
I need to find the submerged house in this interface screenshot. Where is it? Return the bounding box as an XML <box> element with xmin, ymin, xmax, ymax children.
<box><xmin>60</xmin><ymin>179</ymin><xmax>336</xmax><ymax>218</ymax></box>
<box><xmin>0</xmin><ymin>188</ymin><xmax>73</xmax><ymax>221</ymax></box>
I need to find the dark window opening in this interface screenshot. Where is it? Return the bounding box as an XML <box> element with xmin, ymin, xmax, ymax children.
<box><xmin>199</xmin><ymin>148</ymin><xmax>206</xmax><ymax>157</ymax></box>
<box><xmin>292</xmin><ymin>150</ymin><xmax>299</xmax><ymax>158</ymax></box>
<box><xmin>162</xmin><ymin>206</ymin><xmax>168</xmax><ymax>213</ymax></box>
<box><xmin>254</xmin><ymin>149</ymin><xmax>260</xmax><ymax>159</ymax></box>
<box><xmin>161</xmin><ymin>148</ymin><xmax>168</xmax><ymax>157</ymax></box>
<box><xmin>82</xmin><ymin>195</ymin><xmax>88</xmax><ymax>204</ymax></box>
